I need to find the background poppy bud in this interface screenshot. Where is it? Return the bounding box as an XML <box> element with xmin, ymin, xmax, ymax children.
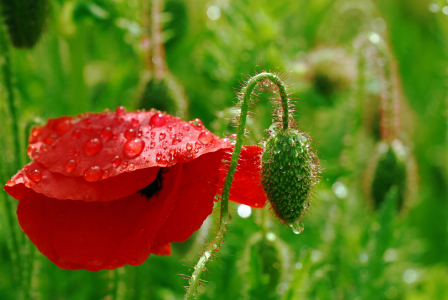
<box><xmin>367</xmin><ymin>140</ymin><xmax>409</xmax><ymax>212</ymax></box>
<box><xmin>0</xmin><ymin>0</ymin><xmax>49</xmax><ymax>48</ymax></box>
<box><xmin>261</xmin><ymin>129</ymin><xmax>319</xmax><ymax>229</ymax></box>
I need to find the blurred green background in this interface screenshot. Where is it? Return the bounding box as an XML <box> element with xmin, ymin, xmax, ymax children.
<box><xmin>1</xmin><ymin>0</ymin><xmax>448</xmax><ymax>299</ymax></box>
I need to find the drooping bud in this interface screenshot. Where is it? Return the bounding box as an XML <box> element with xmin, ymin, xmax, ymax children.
<box><xmin>0</xmin><ymin>0</ymin><xmax>50</xmax><ymax>48</ymax></box>
<box><xmin>261</xmin><ymin>128</ymin><xmax>320</xmax><ymax>228</ymax></box>
<box><xmin>367</xmin><ymin>140</ymin><xmax>409</xmax><ymax>212</ymax></box>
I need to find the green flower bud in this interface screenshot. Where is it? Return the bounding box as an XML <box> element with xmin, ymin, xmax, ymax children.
<box><xmin>261</xmin><ymin>129</ymin><xmax>320</xmax><ymax>227</ymax></box>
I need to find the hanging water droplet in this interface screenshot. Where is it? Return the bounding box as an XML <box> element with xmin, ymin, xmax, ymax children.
<box><xmin>65</xmin><ymin>160</ymin><xmax>77</xmax><ymax>173</ymax></box>
<box><xmin>290</xmin><ymin>220</ymin><xmax>305</xmax><ymax>234</ymax></box>
<box><xmin>124</xmin><ymin>128</ymin><xmax>137</xmax><ymax>140</ymax></box>
<box><xmin>115</xmin><ymin>106</ymin><xmax>126</xmax><ymax>116</ymax></box>
<box><xmin>198</xmin><ymin>130</ymin><xmax>214</xmax><ymax>145</ymax></box>
<box><xmin>303</xmin><ymin>201</ymin><xmax>310</xmax><ymax>209</ymax></box>
<box><xmin>54</xmin><ymin>118</ymin><xmax>73</xmax><ymax>135</ymax></box>
<box><xmin>31</xmin><ymin>126</ymin><xmax>43</xmax><ymax>137</ymax></box>
<box><xmin>101</xmin><ymin>127</ymin><xmax>112</xmax><ymax>140</ymax></box>
<box><xmin>84</xmin><ymin>138</ymin><xmax>102</xmax><ymax>155</ymax></box>
<box><xmin>150</xmin><ymin>113</ymin><xmax>166</xmax><ymax>127</ymax></box>
<box><xmin>112</xmin><ymin>156</ymin><xmax>122</xmax><ymax>168</ymax></box>
<box><xmin>124</xmin><ymin>139</ymin><xmax>145</xmax><ymax>158</ymax></box>
<box><xmin>84</xmin><ymin>166</ymin><xmax>102</xmax><ymax>182</ymax></box>
<box><xmin>28</xmin><ymin>168</ymin><xmax>42</xmax><ymax>182</ymax></box>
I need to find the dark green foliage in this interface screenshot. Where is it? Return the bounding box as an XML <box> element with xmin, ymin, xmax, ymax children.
<box><xmin>138</xmin><ymin>73</ymin><xmax>188</xmax><ymax>118</ymax></box>
<box><xmin>0</xmin><ymin>0</ymin><xmax>49</xmax><ymax>48</ymax></box>
<box><xmin>163</xmin><ymin>0</ymin><xmax>188</xmax><ymax>50</ymax></box>
<box><xmin>261</xmin><ymin>129</ymin><xmax>318</xmax><ymax>225</ymax></box>
<box><xmin>371</xmin><ymin>143</ymin><xmax>407</xmax><ymax>211</ymax></box>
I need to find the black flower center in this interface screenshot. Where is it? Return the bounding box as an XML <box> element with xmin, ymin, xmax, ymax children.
<box><xmin>138</xmin><ymin>168</ymin><xmax>164</xmax><ymax>200</ymax></box>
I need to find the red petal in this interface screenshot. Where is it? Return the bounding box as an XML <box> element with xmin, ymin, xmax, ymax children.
<box><xmin>5</xmin><ymin>161</ymin><xmax>159</xmax><ymax>202</ymax></box>
<box><xmin>151</xmin><ymin>243</ymin><xmax>172</xmax><ymax>256</ymax></box>
<box><xmin>27</xmin><ymin>111</ymin><xmax>231</xmax><ymax>178</ymax></box>
<box><xmin>217</xmin><ymin>145</ymin><xmax>267</xmax><ymax>208</ymax></box>
<box><xmin>153</xmin><ymin>151</ymin><xmax>225</xmax><ymax>245</ymax></box>
<box><xmin>17</xmin><ymin>163</ymin><xmax>183</xmax><ymax>271</ymax></box>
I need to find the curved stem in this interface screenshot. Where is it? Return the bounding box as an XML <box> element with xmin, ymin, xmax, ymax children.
<box><xmin>184</xmin><ymin>72</ymin><xmax>291</xmax><ymax>299</ymax></box>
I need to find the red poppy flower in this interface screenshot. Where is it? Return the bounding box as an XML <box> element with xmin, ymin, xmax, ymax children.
<box><xmin>4</xmin><ymin>107</ymin><xmax>266</xmax><ymax>271</ymax></box>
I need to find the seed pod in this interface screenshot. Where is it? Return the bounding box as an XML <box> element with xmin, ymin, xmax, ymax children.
<box><xmin>138</xmin><ymin>73</ymin><xmax>188</xmax><ymax>118</ymax></box>
<box><xmin>261</xmin><ymin>129</ymin><xmax>319</xmax><ymax>227</ymax></box>
<box><xmin>239</xmin><ymin>232</ymin><xmax>291</xmax><ymax>299</ymax></box>
<box><xmin>368</xmin><ymin>140</ymin><xmax>408</xmax><ymax>211</ymax></box>
<box><xmin>0</xmin><ymin>0</ymin><xmax>49</xmax><ymax>48</ymax></box>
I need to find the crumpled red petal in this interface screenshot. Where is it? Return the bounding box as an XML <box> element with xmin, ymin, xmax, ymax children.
<box><xmin>153</xmin><ymin>151</ymin><xmax>224</xmax><ymax>245</ymax></box>
<box><xmin>217</xmin><ymin>145</ymin><xmax>267</xmax><ymax>208</ymax></box>
<box><xmin>17</xmin><ymin>163</ymin><xmax>183</xmax><ymax>271</ymax></box>
<box><xmin>5</xmin><ymin>161</ymin><xmax>159</xmax><ymax>202</ymax></box>
<box><xmin>27</xmin><ymin>110</ymin><xmax>231</xmax><ymax>179</ymax></box>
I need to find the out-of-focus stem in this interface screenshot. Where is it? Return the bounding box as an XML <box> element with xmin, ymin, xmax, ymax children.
<box><xmin>152</xmin><ymin>0</ymin><xmax>166</xmax><ymax>80</ymax></box>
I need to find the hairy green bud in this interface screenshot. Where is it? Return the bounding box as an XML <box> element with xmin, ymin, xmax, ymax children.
<box><xmin>261</xmin><ymin>129</ymin><xmax>319</xmax><ymax>227</ymax></box>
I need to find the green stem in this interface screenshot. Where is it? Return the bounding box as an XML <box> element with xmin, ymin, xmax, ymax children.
<box><xmin>184</xmin><ymin>72</ymin><xmax>291</xmax><ymax>299</ymax></box>
<box><xmin>0</xmin><ymin>7</ymin><xmax>23</xmax><ymax>288</ymax></box>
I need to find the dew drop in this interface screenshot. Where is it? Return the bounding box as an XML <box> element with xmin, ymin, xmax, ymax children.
<box><xmin>6</xmin><ymin>179</ymin><xmax>15</xmax><ymax>187</ymax></box>
<box><xmin>69</xmin><ymin>130</ymin><xmax>81</xmax><ymax>142</ymax></box>
<box><xmin>205</xmin><ymin>251</ymin><xmax>211</xmax><ymax>259</ymax></box>
<box><xmin>186</xmin><ymin>143</ymin><xmax>193</xmax><ymax>151</ymax></box>
<box><xmin>27</xmin><ymin>145</ymin><xmax>36</xmax><ymax>157</ymax></box>
<box><xmin>131</xmin><ymin>118</ymin><xmax>139</xmax><ymax>127</ymax></box>
<box><xmin>112</xmin><ymin>156</ymin><xmax>122</xmax><ymax>167</ymax></box>
<box><xmin>65</xmin><ymin>160</ymin><xmax>77</xmax><ymax>173</ymax></box>
<box><xmin>124</xmin><ymin>139</ymin><xmax>145</xmax><ymax>158</ymax></box>
<box><xmin>128</xmin><ymin>164</ymin><xmax>135</xmax><ymax>171</ymax></box>
<box><xmin>28</xmin><ymin>169</ymin><xmax>42</xmax><ymax>182</ymax></box>
<box><xmin>150</xmin><ymin>140</ymin><xmax>156</xmax><ymax>149</ymax></box>
<box><xmin>84</xmin><ymin>166</ymin><xmax>102</xmax><ymax>182</ymax></box>
<box><xmin>101</xmin><ymin>127</ymin><xmax>112</xmax><ymax>140</ymax></box>
<box><xmin>102</xmin><ymin>170</ymin><xmax>110</xmax><ymax>179</ymax></box>
<box><xmin>44</xmin><ymin>134</ymin><xmax>57</xmax><ymax>145</ymax></box>
<box><xmin>159</xmin><ymin>132</ymin><xmax>166</xmax><ymax>141</ymax></box>
<box><xmin>198</xmin><ymin>130</ymin><xmax>214</xmax><ymax>145</ymax></box>
<box><xmin>303</xmin><ymin>201</ymin><xmax>310</xmax><ymax>209</ymax></box>
<box><xmin>190</xmin><ymin>118</ymin><xmax>203</xmax><ymax>130</ymax></box>
<box><xmin>115</xmin><ymin>106</ymin><xmax>126</xmax><ymax>116</ymax></box>
<box><xmin>84</xmin><ymin>138</ymin><xmax>102</xmax><ymax>155</ymax></box>
<box><xmin>156</xmin><ymin>152</ymin><xmax>162</xmax><ymax>162</ymax></box>
<box><xmin>290</xmin><ymin>220</ymin><xmax>305</xmax><ymax>234</ymax></box>
<box><xmin>124</xmin><ymin>128</ymin><xmax>137</xmax><ymax>140</ymax></box>
<box><xmin>162</xmin><ymin>141</ymin><xmax>168</xmax><ymax>149</ymax></box>
<box><xmin>172</xmin><ymin>136</ymin><xmax>182</xmax><ymax>145</ymax></box>
<box><xmin>31</xmin><ymin>126</ymin><xmax>43</xmax><ymax>137</ymax></box>
<box><xmin>54</xmin><ymin>118</ymin><xmax>73</xmax><ymax>135</ymax></box>
<box><xmin>150</xmin><ymin>113</ymin><xmax>166</xmax><ymax>127</ymax></box>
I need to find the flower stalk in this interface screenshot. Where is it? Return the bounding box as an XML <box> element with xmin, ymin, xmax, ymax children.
<box><xmin>184</xmin><ymin>72</ymin><xmax>291</xmax><ymax>299</ymax></box>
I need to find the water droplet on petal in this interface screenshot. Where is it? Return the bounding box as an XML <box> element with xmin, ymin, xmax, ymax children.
<box><xmin>102</xmin><ymin>170</ymin><xmax>110</xmax><ymax>179</ymax></box>
<box><xmin>124</xmin><ymin>139</ymin><xmax>145</xmax><ymax>158</ymax></box>
<box><xmin>128</xmin><ymin>164</ymin><xmax>135</xmax><ymax>171</ymax></box>
<box><xmin>150</xmin><ymin>140</ymin><xmax>156</xmax><ymax>149</ymax></box>
<box><xmin>6</xmin><ymin>179</ymin><xmax>15</xmax><ymax>187</ymax></box>
<box><xmin>156</xmin><ymin>152</ymin><xmax>162</xmax><ymax>162</ymax></box>
<box><xmin>115</xmin><ymin>106</ymin><xmax>126</xmax><ymax>116</ymax></box>
<box><xmin>186</xmin><ymin>143</ymin><xmax>193</xmax><ymax>151</ymax></box>
<box><xmin>32</xmin><ymin>126</ymin><xmax>43</xmax><ymax>137</ymax></box>
<box><xmin>72</xmin><ymin>129</ymin><xmax>81</xmax><ymax>139</ymax></box>
<box><xmin>101</xmin><ymin>127</ymin><xmax>113</xmax><ymax>140</ymax></box>
<box><xmin>28</xmin><ymin>169</ymin><xmax>42</xmax><ymax>182</ymax></box>
<box><xmin>84</xmin><ymin>138</ymin><xmax>102</xmax><ymax>155</ymax></box>
<box><xmin>54</xmin><ymin>118</ymin><xmax>73</xmax><ymax>135</ymax></box>
<box><xmin>131</xmin><ymin>118</ymin><xmax>139</xmax><ymax>127</ymax></box>
<box><xmin>44</xmin><ymin>134</ymin><xmax>58</xmax><ymax>145</ymax></box>
<box><xmin>84</xmin><ymin>166</ymin><xmax>102</xmax><ymax>182</ymax></box>
<box><xmin>112</xmin><ymin>156</ymin><xmax>122</xmax><ymax>168</ymax></box>
<box><xmin>124</xmin><ymin>128</ymin><xmax>137</xmax><ymax>140</ymax></box>
<box><xmin>290</xmin><ymin>220</ymin><xmax>305</xmax><ymax>234</ymax></box>
<box><xmin>172</xmin><ymin>135</ymin><xmax>182</xmax><ymax>145</ymax></box>
<box><xmin>190</xmin><ymin>118</ymin><xmax>203</xmax><ymax>130</ymax></box>
<box><xmin>65</xmin><ymin>160</ymin><xmax>77</xmax><ymax>173</ymax></box>
<box><xmin>150</xmin><ymin>113</ymin><xmax>166</xmax><ymax>127</ymax></box>
<box><xmin>159</xmin><ymin>132</ymin><xmax>166</xmax><ymax>141</ymax></box>
<box><xmin>198</xmin><ymin>130</ymin><xmax>214</xmax><ymax>145</ymax></box>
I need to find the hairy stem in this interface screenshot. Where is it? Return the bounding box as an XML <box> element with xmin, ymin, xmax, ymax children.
<box><xmin>184</xmin><ymin>72</ymin><xmax>291</xmax><ymax>299</ymax></box>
